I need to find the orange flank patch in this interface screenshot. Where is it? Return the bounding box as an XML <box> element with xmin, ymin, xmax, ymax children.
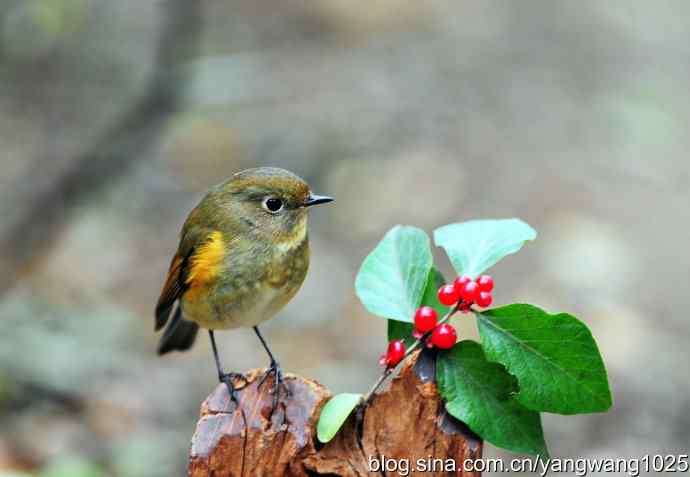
<box><xmin>185</xmin><ymin>231</ymin><xmax>225</xmax><ymax>296</ymax></box>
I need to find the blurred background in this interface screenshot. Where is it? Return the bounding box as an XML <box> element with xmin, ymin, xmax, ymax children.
<box><xmin>1</xmin><ymin>0</ymin><xmax>689</xmax><ymax>476</ymax></box>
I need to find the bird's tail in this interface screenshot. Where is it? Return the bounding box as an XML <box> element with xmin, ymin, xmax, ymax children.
<box><xmin>157</xmin><ymin>305</ymin><xmax>199</xmax><ymax>355</ymax></box>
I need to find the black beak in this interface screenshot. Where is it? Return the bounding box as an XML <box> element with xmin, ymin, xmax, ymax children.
<box><xmin>304</xmin><ymin>194</ymin><xmax>334</xmax><ymax>207</ymax></box>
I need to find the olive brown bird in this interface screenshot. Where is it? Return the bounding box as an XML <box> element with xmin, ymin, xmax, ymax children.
<box><xmin>154</xmin><ymin>167</ymin><xmax>333</xmax><ymax>406</ymax></box>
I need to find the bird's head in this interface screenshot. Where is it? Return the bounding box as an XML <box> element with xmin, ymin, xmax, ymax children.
<box><xmin>211</xmin><ymin>167</ymin><xmax>333</xmax><ymax>245</ymax></box>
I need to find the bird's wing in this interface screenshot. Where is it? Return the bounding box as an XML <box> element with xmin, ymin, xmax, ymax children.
<box><xmin>154</xmin><ymin>228</ymin><xmax>226</xmax><ymax>331</ymax></box>
<box><xmin>155</xmin><ymin>249</ymin><xmax>193</xmax><ymax>331</ymax></box>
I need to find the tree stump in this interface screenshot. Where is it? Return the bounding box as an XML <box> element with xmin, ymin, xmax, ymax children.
<box><xmin>189</xmin><ymin>351</ymin><xmax>483</xmax><ymax>476</ymax></box>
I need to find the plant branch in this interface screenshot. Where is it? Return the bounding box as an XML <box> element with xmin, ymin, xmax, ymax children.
<box><xmin>361</xmin><ymin>301</ymin><xmax>463</xmax><ymax>405</ymax></box>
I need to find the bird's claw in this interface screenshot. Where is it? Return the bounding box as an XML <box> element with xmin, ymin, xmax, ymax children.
<box><xmin>258</xmin><ymin>361</ymin><xmax>290</xmax><ymax>413</ymax></box>
<box><xmin>219</xmin><ymin>372</ymin><xmax>248</xmax><ymax>404</ymax></box>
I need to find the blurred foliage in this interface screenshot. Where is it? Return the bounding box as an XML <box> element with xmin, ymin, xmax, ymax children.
<box><xmin>1</xmin><ymin>0</ymin><xmax>88</xmax><ymax>59</ymax></box>
<box><xmin>39</xmin><ymin>456</ymin><xmax>104</xmax><ymax>477</ymax></box>
<box><xmin>1</xmin><ymin>0</ymin><xmax>689</xmax><ymax>475</ymax></box>
<box><xmin>0</xmin><ymin>297</ymin><xmax>138</xmax><ymax>393</ymax></box>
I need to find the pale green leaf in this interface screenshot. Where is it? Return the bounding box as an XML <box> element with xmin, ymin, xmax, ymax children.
<box><xmin>434</xmin><ymin>219</ymin><xmax>536</xmax><ymax>278</ymax></box>
<box><xmin>317</xmin><ymin>393</ymin><xmax>362</xmax><ymax>443</ymax></box>
<box><xmin>387</xmin><ymin>267</ymin><xmax>446</xmax><ymax>346</ymax></box>
<box><xmin>356</xmin><ymin>226</ymin><xmax>432</xmax><ymax>322</ymax></box>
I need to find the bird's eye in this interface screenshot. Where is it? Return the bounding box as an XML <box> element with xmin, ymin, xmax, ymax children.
<box><xmin>262</xmin><ymin>197</ymin><xmax>284</xmax><ymax>213</ymax></box>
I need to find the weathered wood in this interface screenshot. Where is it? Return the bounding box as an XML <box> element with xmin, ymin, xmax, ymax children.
<box><xmin>189</xmin><ymin>351</ymin><xmax>482</xmax><ymax>476</ymax></box>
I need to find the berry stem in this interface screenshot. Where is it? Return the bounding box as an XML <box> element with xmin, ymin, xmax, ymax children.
<box><xmin>361</xmin><ymin>301</ymin><xmax>463</xmax><ymax>406</ymax></box>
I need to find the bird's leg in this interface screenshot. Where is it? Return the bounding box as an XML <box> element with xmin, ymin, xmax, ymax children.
<box><xmin>254</xmin><ymin>326</ymin><xmax>290</xmax><ymax>412</ymax></box>
<box><xmin>209</xmin><ymin>330</ymin><xmax>247</xmax><ymax>403</ymax></box>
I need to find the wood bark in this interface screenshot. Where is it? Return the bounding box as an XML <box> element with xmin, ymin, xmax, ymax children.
<box><xmin>189</xmin><ymin>350</ymin><xmax>483</xmax><ymax>476</ymax></box>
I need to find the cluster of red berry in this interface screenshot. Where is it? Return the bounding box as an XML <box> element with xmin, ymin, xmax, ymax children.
<box><xmin>379</xmin><ymin>274</ymin><xmax>495</xmax><ymax>368</ymax></box>
<box><xmin>412</xmin><ymin>307</ymin><xmax>456</xmax><ymax>347</ymax></box>
<box><xmin>438</xmin><ymin>274</ymin><xmax>494</xmax><ymax>309</ymax></box>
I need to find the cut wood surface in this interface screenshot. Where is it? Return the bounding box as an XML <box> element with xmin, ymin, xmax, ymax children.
<box><xmin>189</xmin><ymin>350</ymin><xmax>483</xmax><ymax>476</ymax></box>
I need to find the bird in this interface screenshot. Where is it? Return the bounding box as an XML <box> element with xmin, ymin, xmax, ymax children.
<box><xmin>154</xmin><ymin>167</ymin><xmax>333</xmax><ymax>408</ymax></box>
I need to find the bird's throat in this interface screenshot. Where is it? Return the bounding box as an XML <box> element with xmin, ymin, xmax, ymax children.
<box><xmin>275</xmin><ymin>215</ymin><xmax>308</xmax><ymax>253</ymax></box>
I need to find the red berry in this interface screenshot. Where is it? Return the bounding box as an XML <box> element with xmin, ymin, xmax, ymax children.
<box><xmin>476</xmin><ymin>274</ymin><xmax>494</xmax><ymax>292</ymax></box>
<box><xmin>454</xmin><ymin>275</ymin><xmax>472</xmax><ymax>289</ymax></box>
<box><xmin>414</xmin><ymin>306</ymin><xmax>438</xmax><ymax>333</ymax></box>
<box><xmin>458</xmin><ymin>301</ymin><xmax>471</xmax><ymax>313</ymax></box>
<box><xmin>438</xmin><ymin>284</ymin><xmax>461</xmax><ymax>306</ymax></box>
<box><xmin>476</xmin><ymin>291</ymin><xmax>493</xmax><ymax>308</ymax></box>
<box><xmin>431</xmin><ymin>323</ymin><xmax>457</xmax><ymax>349</ymax></box>
<box><xmin>461</xmin><ymin>281</ymin><xmax>480</xmax><ymax>303</ymax></box>
<box><xmin>381</xmin><ymin>339</ymin><xmax>405</xmax><ymax>367</ymax></box>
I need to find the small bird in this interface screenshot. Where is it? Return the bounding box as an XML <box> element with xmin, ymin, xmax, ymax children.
<box><xmin>154</xmin><ymin>167</ymin><xmax>333</xmax><ymax>406</ymax></box>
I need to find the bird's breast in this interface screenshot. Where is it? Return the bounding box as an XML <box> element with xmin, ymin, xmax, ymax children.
<box><xmin>182</xmin><ymin>236</ymin><xmax>310</xmax><ymax>329</ymax></box>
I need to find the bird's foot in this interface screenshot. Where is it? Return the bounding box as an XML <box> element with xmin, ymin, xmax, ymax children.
<box><xmin>219</xmin><ymin>372</ymin><xmax>248</xmax><ymax>404</ymax></box>
<box><xmin>257</xmin><ymin>360</ymin><xmax>291</xmax><ymax>413</ymax></box>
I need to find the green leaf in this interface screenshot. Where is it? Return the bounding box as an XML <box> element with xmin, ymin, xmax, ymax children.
<box><xmin>434</xmin><ymin>219</ymin><xmax>536</xmax><ymax>278</ymax></box>
<box><xmin>387</xmin><ymin>267</ymin><xmax>447</xmax><ymax>346</ymax></box>
<box><xmin>477</xmin><ymin>304</ymin><xmax>613</xmax><ymax>414</ymax></box>
<box><xmin>387</xmin><ymin>320</ymin><xmax>415</xmax><ymax>347</ymax></box>
<box><xmin>437</xmin><ymin>341</ymin><xmax>548</xmax><ymax>457</ymax></box>
<box><xmin>419</xmin><ymin>267</ymin><xmax>448</xmax><ymax>317</ymax></box>
<box><xmin>356</xmin><ymin>226</ymin><xmax>432</xmax><ymax>322</ymax></box>
<box><xmin>317</xmin><ymin>393</ymin><xmax>362</xmax><ymax>443</ymax></box>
